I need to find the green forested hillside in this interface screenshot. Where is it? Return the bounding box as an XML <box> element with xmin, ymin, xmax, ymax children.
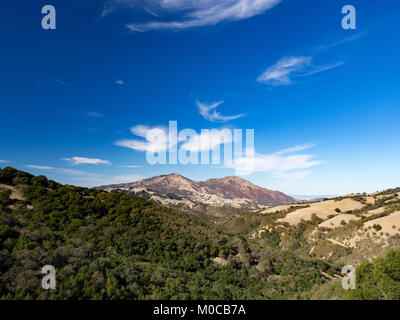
<box><xmin>2</xmin><ymin>167</ymin><xmax>400</xmax><ymax>300</ymax></box>
<box><xmin>0</xmin><ymin>167</ymin><xmax>340</xmax><ymax>300</ymax></box>
<box><xmin>343</xmin><ymin>250</ymin><xmax>400</xmax><ymax>300</ymax></box>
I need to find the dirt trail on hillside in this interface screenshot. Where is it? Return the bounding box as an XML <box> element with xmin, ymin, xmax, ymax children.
<box><xmin>0</xmin><ymin>184</ymin><xmax>25</xmax><ymax>200</ymax></box>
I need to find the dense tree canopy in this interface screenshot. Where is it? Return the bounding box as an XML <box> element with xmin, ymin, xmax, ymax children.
<box><xmin>344</xmin><ymin>250</ymin><xmax>400</xmax><ymax>300</ymax></box>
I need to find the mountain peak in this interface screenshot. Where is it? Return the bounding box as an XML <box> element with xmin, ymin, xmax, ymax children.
<box><xmin>101</xmin><ymin>173</ymin><xmax>294</xmax><ymax>205</ymax></box>
<box><xmin>216</xmin><ymin>176</ymin><xmax>251</xmax><ymax>183</ymax></box>
<box><xmin>162</xmin><ymin>173</ymin><xmax>185</xmax><ymax>178</ymax></box>
<box><xmin>201</xmin><ymin>176</ymin><xmax>290</xmax><ymax>202</ymax></box>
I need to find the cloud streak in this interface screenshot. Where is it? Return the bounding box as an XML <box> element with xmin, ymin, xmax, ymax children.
<box><xmin>180</xmin><ymin>129</ymin><xmax>235</xmax><ymax>152</ymax></box>
<box><xmin>102</xmin><ymin>0</ymin><xmax>281</xmax><ymax>31</ymax></box>
<box><xmin>116</xmin><ymin>125</ymin><xmax>170</xmax><ymax>153</ymax></box>
<box><xmin>322</xmin><ymin>32</ymin><xmax>367</xmax><ymax>50</ymax></box>
<box><xmin>258</xmin><ymin>33</ymin><xmax>366</xmax><ymax>86</ymax></box>
<box><xmin>62</xmin><ymin>157</ymin><xmax>111</xmax><ymax>165</ymax></box>
<box><xmin>257</xmin><ymin>56</ymin><xmax>344</xmax><ymax>86</ymax></box>
<box><xmin>54</xmin><ymin>78</ymin><xmax>67</xmax><ymax>86</ymax></box>
<box><xmin>116</xmin><ymin>124</ymin><xmax>235</xmax><ymax>153</ymax></box>
<box><xmin>117</xmin><ymin>165</ymin><xmax>142</xmax><ymax>168</ymax></box>
<box><xmin>197</xmin><ymin>101</ymin><xmax>245</xmax><ymax>123</ymax></box>
<box><xmin>225</xmin><ymin>143</ymin><xmax>322</xmax><ymax>176</ymax></box>
<box><xmin>26</xmin><ymin>165</ymin><xmax>54</xmax><ymax>170</ymax></box>
<box><xmin>300</xmin><ymin>62</ymin><xmax>345</xmax><ymax>77</ymax></box>
<box><xmin>257</xmin><ymin>56</ymin><xmax>312</xmax><ymax>85</ymax></box>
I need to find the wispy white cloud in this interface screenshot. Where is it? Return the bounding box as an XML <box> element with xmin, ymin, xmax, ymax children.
<box><xmin>274</xmin><ymin>143</ymin><xmax>317</xmax><ymax>155</ymax></box>
<box><xmin>102</xmin><ymin>0</ymin><xmax>281</xmax><ymax>31</ymax></box>
<box><xmin>115</xmin><ymin>125</ymin><xmax>170</xmax><ymax>153</ymax></box>
<box><xmin>86</xmin><ymin>111</ymin><xmax>103</xmax><ymax>118</ymax></box>
<box><xmin>180</xmin><ymin>129</ymin><xmax>234</xmax><ymax>152</ymax></box>
<box><xmin>116</xmin><ymin>124</ymin><xmax>234</xmax><ymax>154</ymax></box>
<box><xmin>322</xmin><ymin>32</ymin><xmax>367</xmax><ymax>50</ymax></box>
<box><xmin>258</xmin><ymin>33</ymin><xmax>365</xmax><ymax>86</ymax></box>
<box><xmin>101</xmin><ymin>0</ymin><xmax>136</xmax><ymax>18</ymax></box>
<box><xmin>197</xmin><ymin>101</ymin><xmax>245</xmax><ymax>123</ymax></box>
<box><xmin>257</xmin><ymin>56</ymin><xmax>312</xmax><ymax>85</ymax></box>
<box><xmin>115</xmin><ymin>80</ymin><xmax>124</xmax><ymax>85</ymax></box>
<box><xmin>300</xmin><ymin>62</ymin><xmax>345</xmax><ymax>77</ymax></box>
<box><xmin>116</xmin><ymin>165</ymin><xmax>142</xmax><ymax>168</ymax></box>
<box><xmin>25</xmin><ymin>165</ymin><xmax>90</xmax><ymax>175</ymax></box>
<box><xmin>26</xmin><ymin>165</ymin><xmax>54</xmax><ymax>170</ymax></box>
<box><xmin>0</xmin><ymin>160</ymin><xmax>10</xmax><ymax>164</ymax></box>
<box><xmin>54</xmin><ymin>78</ymin><xmax>67</xmax><ymax>86</ymax></box>
<box><xmin>257</xmin><ymin>56</ymin><xmax>344</xmax><ymax>86</ymax></box>
<box><xmin>62</xmin><ymin>157</ymin><xmax>111</xmax><ymax>165</ymax></box>
<box><xmin>225</xmin><ymin>143</ymin><xmax>322</xmax><ymax>176</ymax></box>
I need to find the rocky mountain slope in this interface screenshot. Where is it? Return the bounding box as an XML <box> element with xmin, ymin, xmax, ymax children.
<box><xmin>97</xmin><ymin>173</ymin><xmax>294</xmax><ymax>218</ymax></box>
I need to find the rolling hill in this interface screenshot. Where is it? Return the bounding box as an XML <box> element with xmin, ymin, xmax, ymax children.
<box><xmin>1</xmin><ymin>166</ymin><xmax>400</xmax><ymax>300</ymax></box>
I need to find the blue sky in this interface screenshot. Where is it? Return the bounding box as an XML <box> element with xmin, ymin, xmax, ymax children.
<box><xmin>0</xmin><ymin>0</ymin><xmax>400</xmax><ymax>195</ymax></box>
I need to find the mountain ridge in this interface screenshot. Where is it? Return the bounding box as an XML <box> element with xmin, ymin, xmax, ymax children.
<box><xmin>97</xmin><ymin>173</ymin><xmax>295</xmax><ymax>218</ymax></box>
<box><xmin>98</xmin><ymin>173</ymin><xmax>294</xmax><ymax>203</ymax></box>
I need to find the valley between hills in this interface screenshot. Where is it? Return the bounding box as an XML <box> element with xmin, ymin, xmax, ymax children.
<box><xmin>1</xmin><ymin>167</ymin><xmax>400</xmax><ymax>300</ymax></box>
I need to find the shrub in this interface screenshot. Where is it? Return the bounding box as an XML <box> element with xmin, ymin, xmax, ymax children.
<box><xmin>373</xmin><ymin>224</ymin><xmax>382</xmax><ymax>231</ymax></box>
